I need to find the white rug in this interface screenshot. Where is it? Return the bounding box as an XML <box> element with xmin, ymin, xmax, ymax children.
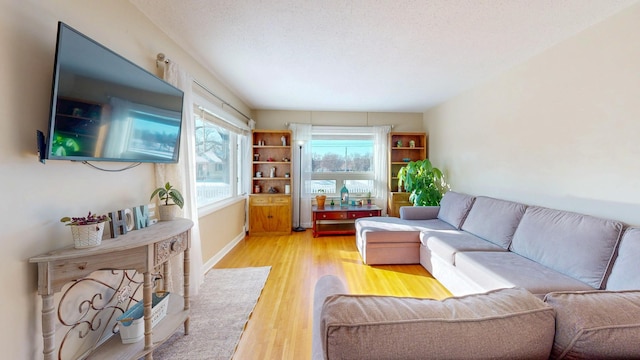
<box><xmin>153</xmin><ymin>266</ymin><xmax>271</xmax><ymax>360</ymax></box>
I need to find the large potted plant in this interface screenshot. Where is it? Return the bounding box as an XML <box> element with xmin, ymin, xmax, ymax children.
<box><xmin>150</xmin><ymin>182</ymin><xmax>185</xmax><ymax>221</ymax></box>
<box><xmin>397</xmin><ymin>159</ymin><xmax>449</xmax><ymax>206</ymax></box>
<box><xmin>60</xmin><ymin>211</ymin><xmax>111</xmax><ymax>248</ymax></box>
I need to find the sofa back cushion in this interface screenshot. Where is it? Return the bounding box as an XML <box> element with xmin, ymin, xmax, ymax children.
<box><xmin>544</xmin><ymin>290</ymin><xmax>640</xmax><ymax>359</ymax></box>
<box><xmin>510</xmin><ymin>206</ymin><xmax>623</xmax><ymax>289</ymax></box>
<box><xmin>437</xmin><ymin>191</ymin><xmax>475</xmax><ymax>229</ymax></box>
<box><xmin>461</xmin><ymin>196</ymin><xmax>527</xmax><ymax>249</ymax></box>
<box><xmin>605</xmin><ymin>227</ymin><xmax>640</xmax><ymax>290</ymax></box>
<box><xmin>319</xmin><ymin>287</ymin><xmax>555</xmax><ymax>360</ymax></box>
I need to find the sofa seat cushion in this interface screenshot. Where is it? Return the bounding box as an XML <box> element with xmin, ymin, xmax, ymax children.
<box><xmin>356</xmin><ymin>216</ymin><xmax>456</xmax><ymax>234</ymax></box>
<box><xmin>421</xmin><ymin>230</ymin><xmax>507</xmax><ymax>265</ymax></box>
<box><xmin>606</xmin><ymin>227</ymin><xmax>640</xmax><ymax>290</ymax></box>
<box><xmin>461</xmin><ymin>196</ymin><xmax>527</xmax><ymax>249</ymax></box>
<box><xmin>437</xmin><ymin>191</ymin><xmax>475</xmax><ymax>229</ymax></box>
<box><xmin>455</xmin><ymin>251</ymin><xmax>594</xmax><ymax>296</ymax></box>
<box><xmin>317</xmin><ymin>286</ymin><xmax>555</xmax><ymax>360</ymax></box>
<box><xmin>510</xmin><ymin>206</ymin><xmax>624</xmax><ymax>289</ymax></box>
<box><xmin>544</xmin><ymin>290</ymin><xmax>640</xmax><ymax>359</ymax></box>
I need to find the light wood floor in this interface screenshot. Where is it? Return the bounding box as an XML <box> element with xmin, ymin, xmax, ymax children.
<box><xmin>213</xmin><ymin>229</ymin><xmax>452</xmax><ymax>360</ymax></box>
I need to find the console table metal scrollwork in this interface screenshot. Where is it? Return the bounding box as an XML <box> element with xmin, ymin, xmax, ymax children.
<box><xmin>29</xmin><ymin>218</ymin><xmax>193</xmax><ymax>360</ymax></box>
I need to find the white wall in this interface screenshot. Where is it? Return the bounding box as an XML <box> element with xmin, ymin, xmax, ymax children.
<box><xmin>0</xmin><ymin>0</ymin><xmax>250</xmax><ymax>358</ymax></box>
<box><xmin>425</xmin><ymin>2</ymin><xmax>640</xmax><ymax>225</ymax></box>
<box><xmin>255</xmin><ymin>110</ymin><xmax>424</xmax><ymax>131</ymax></box>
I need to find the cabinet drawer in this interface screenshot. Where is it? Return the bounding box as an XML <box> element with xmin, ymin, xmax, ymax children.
<box><xmin>392</xmin><ymin>192</ymin><xmax>410</xmax><ymax>202</ymax></box>
<box><xmin>348</xmin><ymin>211</ymin><xmax>379</xmax><ymax>219</ymax></box>
<box><xmin>250</xmin><ymin>196</ymin><xmax>270</xmax><ymax>205</ymax></box>
<box><xmin>316</xmin><ymin>212</ymin><xmax>347</xmax><ymax>220</ymax></box>
<box><xmin>272</xmin><ymin>196</ymin><xmax>290</xmax><ymax>204</ymax></box>
<box><xmin>154</xmin><ymin>232</ymin><xmax>188</xmax><ymax>266</ymax></box>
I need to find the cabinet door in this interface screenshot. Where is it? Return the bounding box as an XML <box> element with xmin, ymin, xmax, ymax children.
<box><xmin>249</xmin><ymin>205</ymin><xmax>272</xmax><ymax>234</ymax></box>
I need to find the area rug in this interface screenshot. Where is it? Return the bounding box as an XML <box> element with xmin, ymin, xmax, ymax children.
<box><xmin>153</xmin><ymin>266</ymin><xmax>271</xmax><ymax>360</ymax></box>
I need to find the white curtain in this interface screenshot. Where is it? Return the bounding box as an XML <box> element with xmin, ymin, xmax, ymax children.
<box><xmin>288</xmin><ymin>123</ymin><xmax>312</xmax><ymax>228</ymax></box>
<box><xmin>157</xmin><ymin>61</ymin><xmax>204</xmax><ymax>296</ymax></box>
<box><xmin>374</xmin><ymin>125</ymin><xmax>391</xmax><ymax>216</ymax></box>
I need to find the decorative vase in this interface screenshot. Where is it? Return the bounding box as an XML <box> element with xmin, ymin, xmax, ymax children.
<box><xmin>158</xmin><ymin>205</ymin><xmax>177</xmax><ymax>221</ymax></box>
<box><xmin>71</xmin><ymin>222</ymin><xmax>105</xmax><ymax>249</ymax></box>
<box><xmin>316</xmin><ymin>195</ymin><xmax>327</xmax><ymax>209</ymax></box>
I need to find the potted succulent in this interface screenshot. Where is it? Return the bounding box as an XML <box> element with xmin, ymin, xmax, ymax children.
<box><xmin>60</xmin><ymin>211</ymin><xmax>111</xmax><ymax>248</ymax></box>
<box><xmin>315</xmin><ymin>189</ymin><xmax>327</xmax><ymax>209</ymax></box>
<box><xmin>150</xmin><ymin>182</ymin><xmax>184</xmax><ymax>221</ymax></box>
<box><xmin>397</xmin><ymin>159</ymin><xmax>450</xmax><ymax>206</ymax></box>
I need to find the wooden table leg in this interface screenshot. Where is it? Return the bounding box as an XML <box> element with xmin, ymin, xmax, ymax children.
<box><xmin>143</xmin><ymin>271</ymin><xmax>153</xmax><ymax>359</ymax></box>
<box><xmin>42</xmin><ymin>293</ymin><xmax>55</xmax><ymax>360</ymax></box>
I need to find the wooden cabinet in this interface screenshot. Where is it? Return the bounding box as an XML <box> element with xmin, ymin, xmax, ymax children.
<box><xmin>249</xmin><ymin>130</ymin><xmax>292</xmax><ymax>235</ymax></box>
<box><xmin>29</xmin><ymin>219</ymin><xmax>193</xmax><ymax>360</ymax></box>
<box><xmin>249</xmin><ymin>195</ymin><xmax>292</xmax><ymax>235</ymax></box>
<box><xmin>388</xmin><ymin>132</ymin><xmax>427</xmax><ymax>217</ymax></box>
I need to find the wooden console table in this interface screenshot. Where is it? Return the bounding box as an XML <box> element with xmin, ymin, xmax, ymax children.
<box><xmin>312</xmin><ymin>205</ymin><xmax>381</xmax><ymax>237</ymax></box>
<box><xmin>29</xmin><ymin>218</ymin><xmax>193</xmax><ymax>360</ymax></box>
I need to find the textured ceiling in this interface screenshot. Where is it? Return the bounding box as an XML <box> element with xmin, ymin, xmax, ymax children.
<box><xmin>129</xmin><ymin>0</ymin><xmax>638</xmax><ymax>112</ymax></box>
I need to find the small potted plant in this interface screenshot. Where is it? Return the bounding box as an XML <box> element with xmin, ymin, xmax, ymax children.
<box><xmin>60</xmin><ymin>211</ymin><xmax>111</xmax><ymax>248</ymax></box>
<box><xmin>315</xmin><ymin>189</ymin><xmax>327</xmax><ymax>209</ymax></box>
<box><xmin>150</xmin><ymin>182</ymin><xmax>184</xmax><ymax>221</ymax></box>
<box><xmin>366</xmin><ymin>192</ymin><xmax>372</xmax><ymax>205</ymax></box>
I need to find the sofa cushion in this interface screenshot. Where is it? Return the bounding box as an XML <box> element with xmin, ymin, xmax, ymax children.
<box><xmin>318</xmin><ymin>287</ymin><xmax>555</xmax><ymax>360</ymax></box>
<box><xmin>437</xmin><ymin>191</ymin><xmax>475</xmax><ymax>229</ymax></box>
<box><xmin>544</xmin><ymin>290</ymin><xmax>640</xmax><ymax>359</ymax></box>
<box><xmin>355</xmin><ymin>216</ymin><xmax>456</xmax><ymax>234</ymax></box>
<box><xmin>509</xmin><ymin>206</ymin><xmax>623</xmax><ymax>289</ymax></box>
<box><xmin>421</xmin><ymin>230</ymin><xmax>506</xmax><ymax>265</ymax></box>
<box><xmin>461</xmin><ymin>196</ymin><xmax>527</xmax><ymax>249</ymax></box>
<box><xmin>455</xmin><ymin>251</ymin><xmax>595</xmax><ymax>296</ymax></box>
<box><xmin>606</xmin><ymin>227</ymin><xmax>640</xmax><ymax>290</ymax></box>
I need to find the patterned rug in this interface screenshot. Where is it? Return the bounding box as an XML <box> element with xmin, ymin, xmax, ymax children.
<box><xmin>153</xmin><ymin>266</ymin><xmax>271</xmax><ymax>360</ymax></box>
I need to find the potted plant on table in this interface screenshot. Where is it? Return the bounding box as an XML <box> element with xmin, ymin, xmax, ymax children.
<box><xmin>150</xmin><ymin>182</ymin><xmax>185</xmax><ymax>221</ymax></box>
<box><xmin>397</xmin><ymin>159</ymin><xmax>450</xmax><ymax>206</ymax></box>
<box><xmin>60</xmin><ymin>211</ymin><xmax>111</xmax><ymax>249</ymax></box>
<box><xmin>315</xmin><ymin>189</ymin><xmax>327</xmax><ymax>209</ymax></box>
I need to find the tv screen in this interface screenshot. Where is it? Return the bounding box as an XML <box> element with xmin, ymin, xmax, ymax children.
<box><xmin>44</xmin><ymin>22</ymin><xmax>184</xmax><ymax>163</ymax></box>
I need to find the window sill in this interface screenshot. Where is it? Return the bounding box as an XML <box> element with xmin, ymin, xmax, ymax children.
<box><xmin>197</xmin><ymin>196</ymin><xmax>246</xmax><ymax>218</ymax></box>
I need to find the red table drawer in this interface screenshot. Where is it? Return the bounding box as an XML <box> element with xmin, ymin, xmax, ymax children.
<box><xmin>316</xmin><ymin>211</ymin><xmax>347</xmax><ymax>220</ymax></box>
<box><xmin>348</xmin><ymin>210</ymin><xmax>380</xmax><ymax>219</ymax></box>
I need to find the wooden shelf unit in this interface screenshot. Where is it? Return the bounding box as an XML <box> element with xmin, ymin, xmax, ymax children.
<box><xmin>388</xmin><ymin>132</ymin><xmax>427</xmax><ymax>217</ymax></box>
<box><xmin>249</xmin><ymin>130</ymin><xmax>293</xmax><ymax>235</ymax></box>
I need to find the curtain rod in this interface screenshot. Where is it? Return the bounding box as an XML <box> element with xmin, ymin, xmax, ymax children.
<box><xmin>156</xmin><ymin>53</ymin><xmax>252</xmax><ymax>122</ymax></box>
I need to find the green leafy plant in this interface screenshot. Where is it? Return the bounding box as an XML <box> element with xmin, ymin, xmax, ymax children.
<box><xmin>150</xmin><ymin>182</ymin><xmax>184</xmax><ymax>209</ymax></box>
<box><xmin>397</xmin><ymin>159</ymin><xmax>449</xmax><ymax>206</ymax></box>
<box><xmin>60</xmin><ymin>211</ymin><xmax>110</xmax><ymax>226</ymax></box>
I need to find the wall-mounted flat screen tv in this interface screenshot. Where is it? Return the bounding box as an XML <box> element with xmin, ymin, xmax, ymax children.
<box><xmin>42</xmin><ymin>22</ymin><xmax>184</xmax><ymax>163</ymax></box>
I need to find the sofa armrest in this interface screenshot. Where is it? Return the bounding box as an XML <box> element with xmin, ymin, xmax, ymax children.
<box><xmin>400</xmin><ymin>205</ymin><xmax>439</xmax><ymax>220</ymax></box>
<box><xmin>313</xmin><ymin>275</ymin><xmax>347</xmax><ymax>360</ymax></box>
<box><xmin>544</xmin><ymin>290</ymin><xmax>640</xmax><ymax>359</ymax></box>
<box><xmin>314</xmin><ymin>277</ymin><xmax>555</xmax><ymax>360</ymax></box>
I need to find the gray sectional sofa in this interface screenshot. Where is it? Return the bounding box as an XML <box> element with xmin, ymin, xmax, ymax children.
<box><xmin>313</xmin><ymin>191</ymin><xmax>640</xmax><ymax>359</ymax></box>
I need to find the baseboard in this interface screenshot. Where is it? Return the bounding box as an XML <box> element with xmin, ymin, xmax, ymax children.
<box><xmin>202</xmin><ymin>231</ymin><xmax>245</xmax><ymax>273</ymax></box>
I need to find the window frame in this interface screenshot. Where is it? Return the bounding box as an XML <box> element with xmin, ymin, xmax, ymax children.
<box><xmin>308</xmin><ymin>126</ymin><xmax>376</xmax><ymax>197</ymax></box>
<box><xmin>192</xmin><ymin>91</ymin><xmax>248</xmax><ymax>215</ymax></box>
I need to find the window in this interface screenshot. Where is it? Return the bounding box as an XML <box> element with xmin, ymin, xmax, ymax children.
<box><xmin>193</xmin><ymin>101</ymin><xmax>248</xmax><ymax>208</ymax></box>
<box><xmin>308</xmin><ymin>127</ymin><xmax>375</xmax><ymax>197</ymax></box>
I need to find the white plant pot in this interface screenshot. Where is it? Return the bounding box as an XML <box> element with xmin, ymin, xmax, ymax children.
<box><xmin>71</xmin><ymin>222</ymin><xmax>105</xmax><ymax>249</ymax></box>
<box><xmin>158</xmin><ymin>205</ymin><xmax>178</xmax><ymax>221</ymax></box>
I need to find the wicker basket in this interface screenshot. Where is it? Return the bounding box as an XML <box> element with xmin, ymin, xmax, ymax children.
<box><xmin>116</xmin><ymin>292</ymin><xmax>171</xmax><ymax>344</ymax></box>
<box><xmin>70</xmin><ymin>222</ymin><xmax>105</xmax><ymax>249</ymax></box>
